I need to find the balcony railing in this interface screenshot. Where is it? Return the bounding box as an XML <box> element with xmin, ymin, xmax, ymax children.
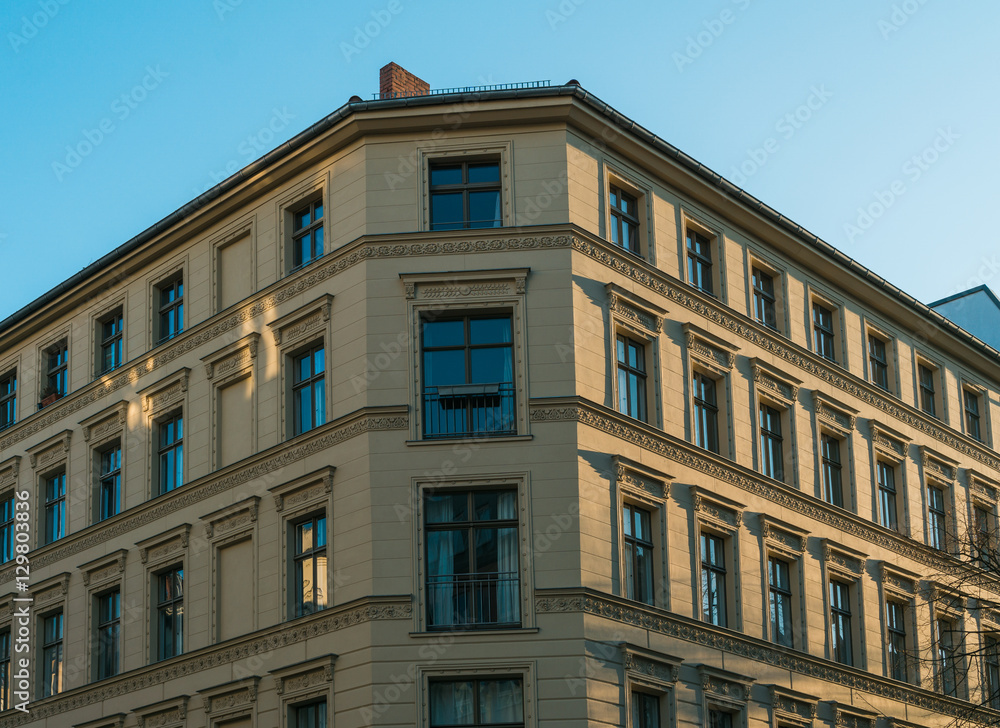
<box><xmin>427</xmin><ymin>571</ymin><xmax>520</xmax><ymax>629</ymax></box>
<box><xmin>423</xmin><ymin>383</ymin><xmax>516</xmax><ymax>439</ymax></box>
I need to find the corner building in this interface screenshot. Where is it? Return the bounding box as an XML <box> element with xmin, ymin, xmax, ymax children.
<box><xmin>1</xmin><ymin>64</ymin><xmax>999</xmax><ymax>727</ymax></box>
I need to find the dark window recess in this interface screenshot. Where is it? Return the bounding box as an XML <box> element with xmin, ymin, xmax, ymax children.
<box><xmin>292</xmin><ymin>200</ymin><xmax>324</xmax><ymax>269</ymax></box>
<box><xmin>430</xmin><ymin>161</ymin><xmax>502</xmax><ymax>231</ymax></box>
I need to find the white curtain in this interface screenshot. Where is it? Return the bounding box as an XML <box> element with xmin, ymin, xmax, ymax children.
<box><xmin>427</xmin><ymin>498</ymin><xmax>456</xmax><ymax>627</ymax></box>
<box><xmin>496</xmin><ymin>491</ymin><xmax>520</xmax><ymax>624</ymax></box>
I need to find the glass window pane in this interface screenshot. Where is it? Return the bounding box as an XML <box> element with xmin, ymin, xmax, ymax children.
<box><xmin>469</xmin><ymin>317</ymin><xmax>511</xmax><ymax>345</ymax></box>
<box><xmin>423</xmin><ymin>320</ymin><xmax>466</xmax><ymax>348</ymax></box>
<box><xmin>430</xmin><ymin>166</ymin><xmax>463</xmax><ymax>186</ymax></box>
<box><xmin>468</xmin><ymin>190</ymin><xmax>501</xmax><ymax>227</ymax></box>
<box><xmin>430</xmin><ymin>681</ymin><xmax>475</xmax><ymax>725</ymax></box>
<box><xmin>468</xmin><ymin>163</ymin><xmax>500</xmax><ymax>184</ymax></box>
<box><xmin>469</xmin><ymin>347</ymin><xmax>512</xmax><ymax>384</ymax></box>
<box><xmin>431</xmin><ymin>192</ymin><xmax>464</xmax><ymax>229</ymax></box>
<box><xmin>424</xmin><ymin>350</ymin><xmax>467</xmax><ymax>387</ymax></box>
<box><xmin>426</xmin><ymin>493</ymin><xmax>469</xmax><ymax>523</ymax></box>
<box><xmin>479</xmin><ymin>679</ymin><xmax>523</xmax><ymax>723</ymax></box>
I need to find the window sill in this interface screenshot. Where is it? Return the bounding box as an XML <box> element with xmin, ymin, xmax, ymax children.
<box><xmin>406</xmin><ymin>434</ymin><xmax>533</xmax><ymax>446</ymax></box>
<box><xmin>408</xmin><ymin>627</ymin><xmax>538</xmax><ymax>638</ymax></box>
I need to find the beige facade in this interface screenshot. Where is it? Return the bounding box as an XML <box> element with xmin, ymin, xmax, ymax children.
<box><xmin>0</xmin><ymin>66</ymin><xmax>999</xmax><ymax>727</ymax></box>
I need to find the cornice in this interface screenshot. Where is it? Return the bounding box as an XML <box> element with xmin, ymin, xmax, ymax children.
<box><xmin>534</xmin><ymin>587</ymin><xmax>979</xmax><ymax>720</ymax></box>
<box><xmin>529</xmin><ymin>397</ymin><xmax>1000</xmax><ymax>594</ymax></box>
<box><xmin>0</xmin><ymin>596</ymin><xmax>410</xmax><ymax>726</ymax></box>
<box><xmin>0</xmin><ymin>406</ymin><xmax>407</xmax><ymax>585</ymax></box>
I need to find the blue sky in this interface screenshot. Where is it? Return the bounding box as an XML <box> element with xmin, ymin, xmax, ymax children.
<box><xmin>0</xmin><ymin>0</ymin><xmax>996</xmax><ymax>320</ymax></box>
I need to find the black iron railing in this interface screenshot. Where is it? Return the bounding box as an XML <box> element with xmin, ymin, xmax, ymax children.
<box><xmin>376</xmin><ymin>80</ymin><xmax>552</xmax><ymax>100</ymax></box>
<box><xmin>427</xmin><ymin>571</ymin><xmax>520</xmax><ymax>628</ymax></box>
<box><xmin>423</xmin><ymin>383</ymin><xmax>516</xmax><ymax>439</ymax></box>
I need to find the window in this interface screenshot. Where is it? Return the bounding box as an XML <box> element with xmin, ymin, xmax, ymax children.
<box><xmin>426</xmin><ymin>490</ymin><xmax>520</xmax><ymax>629</ymax></box>
<box><xmin>937</xmin><ymin>618</ymin><xmax>960</xmax><ymax>696</ymax></box>
<box><xmin>41</xmin><ymin>612</ymin><xmax>63</xmax><ymax>697</ymax></box>
<box><xmin>868</xmin><ymin>334</ymin><xmax>890</xmax><ymax>390</ymax></box>
<box><xmin>0</xmin><ymin>493</ymin><xmax>12</xmax><ymax>565</ymax></box>
<box><xmin>43</xmin><ymin>471</ymin><xmax>66</xmax><ymax>544</ymax></box>
<box><xmin>812</xmin><ymin>302</ymin><xmax>836</xmax><ymax>362</ymax></box>
<box><xmin>758</xmin><ymin>404</ymin><xmax>784</xmax><ymax>481</ymax></box>
<box><xmin>623</xmin><ymin>504</ymin><xmax>654</xmax><ymax>605</ymax></box>
<box><xmin>429</xmin><ymin>160</ymin><xmax>502</xmax><ymax>231</ymax></box>
<box><xmin>292</xmin><ymin>344</ymin><xmax>326</xmax><ymax>436</ymax></box>
<box><xmin>985</xmin><ymin>635</ymin><xmax>1000</xmax><ymax>709</ymax></box>
<box><xmin>429</xmin><ymin>678</ymin><xmax>523</xmax><ymax>727</ymax></box>
<box><xmin>974</xmin><ymin>504</ymin><xmax>995</xmax><ymax>568</ymax></box>
<box><xmin>156</xmin><ymin>276</ymin><xmax>183</xmax><ymax>344</ymax></box>
<box><xmin>886</xmin><ymin>600</ymin><xmax>908</xmax><ymax>682</ymax></box>
<box><xmin>293</xmin><ymin>514</ymin><xmax>328</xmax><ymax>617</ymax></box>
<box><xmin>292</xmin><ymin>700</ymin><xmax>327</xmax><ymax>728</ymax></box>
<box><xmin>876</xmin><ymin>461</ymin><xmax>898</xmax><ymax>531</ymax></box>
<box><xmin>928</xmin><ymin>484</ymin><xmax>947</xmax><ymax>550</ymax></box>
<box><xmin>708</xmin><ymin>710</ymin><xmax>733</xmax><ymax>728</ymax></box>
<box><xmin>632</xmin><ymin>691</ymin><xmax>661</xmax><ymax>728</ymax></box>
<box><xmin>768</xmin><ymin>557</ymin><xmax>793</xmax><ymax>648</ymax></box>
<box><xmin>157</xmin><ymin>412</ymin><xmax>183</xmax><ymax>495</ymax></box>
<box><xmin>96</xmin><ymin>589</ymin><xmax>120</xmax><ymax>680</ymax></box>
<box><xmin>609</xmin><ymin>184</ymin><xmax>640</xmax><ymax>254</ymax></box>
<box><xmin>0</xmin><ymin>371</ymin><xmax>15</xmax><ymax>430</ymax></box>
<box><xmin>0</xmin><ymin>629</ymin><xmax>9</xmax><ymax>711</ymax></box>
<box><xmin>44</xmin><ymin>340</ymin><xmax>68</xmax><ymax>399</ymax></box>
<box><xmin>98</xmin><ymin>309</ymin><xmax>124</xmax><ymax>374</ymax></box>
<box><xmin>422</xmin><ymin>315</ymin><xmax>515</xmax><ymax>439</ymax></box>
<box><xmin>820</xmin><ymin>435</ymin><xmax>843</xmax><ymax>508</ymax></box>
<box><xmin>701</xmin><ymin>532</ymin><xmax>728</xmax><ymax>627</ymax></box>
<box><xmin>155</xmin><ymin>567</ymin><xmax>183</xmax><ymax>660</ymax></box>
<box><xmin>98</xmin><ymin>442</ymin><xmax>121</xmax><ymax>521</ymax></box>
<box><xmin>752</xmin><ymin>267</ymin><xmax>777</xmax><ymax>330</ymax></box>
<box><xmin>964</xmin><ymin>388</ymin><xmax>983</xmax><ymax>441</ymax></box>
<box><xmin>918</xmin><ymin>363</ymin><xmax>938</xmax><ymax>417</ymax></box>
<box><xmin>617</xmin><ymin>334</ymin><xmax>647</xmax><ymax>422</ymax></box>
<box><xmin>686</xmin><ymin>229</ymin><xmax>714</xmax><ymax>295</ymax></box>
<box><xmin>693</xmin><ymin>372</ymin><xmax>719</xmax><ymax>454</ymax></box>
<box><xmin>829</xmin><ymin>580</ymin><xmax>853</xmax><ymax>665</ymax></box>
<box><xmin>292</xmin><ymin>199</ymin><xmax>324</xmax><ymax>269</ymax></box>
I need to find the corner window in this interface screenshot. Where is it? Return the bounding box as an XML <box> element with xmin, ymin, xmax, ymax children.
<box><xmin>97</xmin><ymin>309</ymin><xmax>124</xmax><ymax>375</ymax></box>
<box><xmin>700</xmin><ymin>531</ymin><xmax>728</xmax><ymax>627</ymax></box>
<box><xmin>876</xmin><ymin>460</ymin><xmax>898</xmax><ymax>531</ymax></box>
<box><xmin>157</xmin><ymin>412</ymin><xmax>183</xmax><ymax>495</ymax></box>
<box><xmin>155</xmin><ymin>566</ymin><xmax>183</xmax><ymax>660</ymax></box>
<box><xmin>96</xmin><ymin>588</ymin><xmax>121</xmax><ymax>680</ymax></box>
<box><xmin>425</xmin><ymin>490</ymin><xmax>520</xmax><ymax>630</ymax></box>
<box><xmin>40</xmin><ymin>611</ymin><xmax>63</xmax><ymax>697</ymax></box>
<box><xmin>829</xmin><ymin>579</ymin><xmax>854</xmax><ymax>665</ymax></box>
<box><xmin>751</xmin><ymin>267</ymin><xmax>778</xmax><ymax>330</ymax></box>
<box><xmin>422</xmin><ymin>315</ymin><xmax>515</xmax><ymax>439</ymax></box>
<box><xmin>812</xmin><ymin>301</ymin><xmax>837</xmax><ymax>362</ymax></box>
<box><xmin>429</xmin><ymin>678</ymin><xmax>523</xmax><ymax>727</ymax></box>
<box><xmin>609</xmin><ymin>184</ymin><xmax>640</xmax><ymax>254</ymax></box>
<box><xmin>918</xmin><ymin>362</ymin><xmax>940</xmax><ymax>417</ymax></box>
<box><xmin>820</xmin><ymin>434</ymin><xmax>844</xmax><ymax>508</ymax></box>
<box><xmin>292</xmin><ymin>344</ymin><xmax>326</xmax><ymax>437</ymax></box>
<box><xmin>155</xmin><ymin>276</ymin><xmax>184</xmax><ymax>344</ymax></box>
<box><xmin>98</xmin><ymin>441</ymin><xmax>122</xmax><ymax>521</ymax></box>
<box><xmin>623</xmin><ymin>504</ymin><xmax>654</xmax><ymax>605</ymax></box>
<box><xmin>758</xmin><ymin>403</ymin><xmax>784</xmax><ymax>482</ymax></box>
<box><xmin>0</xmin><ymin>370</ymin><xmax>16</xmax><ymax>431</ymax></box>
<box><xmin>429</xmin><ymin>160</ymin><xmax>502</xmax><ymax>231</ymax></box>
<box><xmin>292</xmin><ymin>199</ymin><xmax>324</xmax><ymax>269</ymax></box>
<box><xmin>867</xmin><ymin>333</ymin><xmax>891</xmax><ymax>391</ymax></box>
<box><xmin>616</xmin><ymin>334</ymin><xmax>648</xmax><ymax>422</ymax></box>
<box><xmin>44</xmin><ymin>340</ymin><xmax>68</xmax><ymax>401</ymax></box>
<box><xmin>964</xmin><ymin>387</ymin><xmax>983</xmax><ymax>441</ymax></box>
<box><xmin>293</xmin><ymin>513</ymin><xmax>328</xmax><ymax>617</ymax></box>
<box><xmin>693</xmin><ymin>371</ymin><xmax>720</xmax><ymax>454</ymax></box>
<box><xmin>43</xmin><ymin>471</ymin><xmax>66</xmax><ymax>545</ymax></box>
<box><xmin>686</xmin><ymin>229</ymin><xmax>715</xmax><ymax>295</ymax></box>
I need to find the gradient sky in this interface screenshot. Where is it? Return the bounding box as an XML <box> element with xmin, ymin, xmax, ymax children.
<box><xmin>1</xmin><ymin>0</ymin><xmax>997</xmax><ymax>320</ymax></box>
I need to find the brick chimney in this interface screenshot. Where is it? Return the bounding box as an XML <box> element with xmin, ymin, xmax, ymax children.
<box><xmin>379</xmin><ymin>62</ymin><xmax>429</xmax><ymax>99</ymax></box>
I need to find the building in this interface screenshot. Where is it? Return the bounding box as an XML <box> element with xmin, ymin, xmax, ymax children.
<box><xmin>0</xmin><ymin>62</ymin><xmax>999</xmax><ymax>727</ymax></box>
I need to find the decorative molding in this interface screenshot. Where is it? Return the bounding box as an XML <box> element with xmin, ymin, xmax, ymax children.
<box><xmin>201</xmin><ymin>496</ymin><xmax>260</xmax><ymax>540</ymax></box>
<box><xmin>73</xmin><ymin>714</ymin><xmax>126</xmax><ymax>728</ymax></box>
<box><xmin>270</xmin><ymin>467</ymin><xmax>335</xmax><ymax>513</ymax></box>
<box><xmin>32</xmin><ymin>572</ymin><xmax>70</xmax><ymax>605</ymax></box>
<box><xmin>198</xmin><ymin>677</ymin><xmax>259</xmax><ymax>716</ymax></box>
<box><xmin>0</xmin><ymin>408</ymin><xmax>406</xmax><ymax>585</ymax></box>
<box><xmin>821</xmin><ymin>539</ymin><xmax>866</xmax><ymax>576</ymax></box>
<box><xmin>133</xmin><ymin>695</ymin><xmax>189</xmax><ymax>728</ymax></box>
<box><xmin>568</xmin><ymin>231</ymin><xmax>1000</xmax><ymax>473</ymax></box>
<box><xmin>759</xmin><ymin>515</ymin><xmax>808</xmax><ymax>554</ymax></box>
<box><xmin>696</xmin><ymin>663</ymin><xmax>754</xmax><ymax>703</ymax></box>
<box><xmin>79</xmin><ymin>401</ymin><xmax>129</xmax><ymax>443</ymax></box>
<box><xmin>26</xmin><ymin>429</ymin><xmax>72</xmax><ymax>469</ymax></box>
<box><xmin>400</xmin><ymin>267</ymin><xmax>530</xmax><ymax>302</ymax></box>
<box><xmin>750</xmin><ymin>358</ymin><xmax>801</xmax><ymax>404</ymax></box>
<box><xmin>823</xmin><ymin>700</ymin><xmax>877</xmax><ymax>728</ymax></box>
<box><xmin>878</xmin><ymin>561</ymin><xmax>918</xmax><ymax>596</ymax></box>
<box><xmin>613</xmin><ymin>455</ymin><xmax>671</xmax><ymax>501</ymax></box>
<box><xmin>202</xmin><ymin>332</ymin><xmax>260</xmax><ymax>380</ymax></box>
<box><xmin>683</xmin><ymin>322</ymin><xmax>738</xmax><ymax>370</ymax></box>
<box><xmin>920</xmin><ymin>445</ymin><xmax>958</xmax><ymax>483</ymax></box>
<box><xmin>0</xmin><ymin>597</ymin><xmax>407</xmax><ymax>725</ymax></box>
<box><xmin>535</xmin><ymin>588</ymin><xmax>977</xmax><ymax>720</ymax></box>
<box><xmin>621</xmin><ymin>643</ymin><xmax>681</xmax><ymax>684</ymax></box>
<box><xmin>0</xmin><ymin>456</ymin><xmax>20</xmax><ymax>490</ymax></box>
<box><xmin>607</xmin><ymin>283</ymin><xmax>665</xmax><ymax>334</ymax></box>
<box><xmin>969</xmin><ymin>469</ymin><xmax>1000</xmax><ymax>504</ymax></box>
<box><xmin>526</xmin><ymin>399</ymin><xmax>1000</xmax><ymax>594</ymax></box>
<box><xmin>80</xmin><ymin>549</ymin><xmax>128</xmax><ymax>587</ymax></box>
<box><xmin>690</xmin><ymin>485</ymin><xmax>744</xmax><ymax>530</ymax></box>
<box><xmin>811</xmin><ymin>391</ymin><xmax>858</xmax><ymax>432</ymax></box>
<box><xmin>269</xmin><ymin>654</ymin><xmax>337</xmax><ymax>696</ymax></box>
<box><xmin>137</xmin><ymin>524</ymin><xmax>191</xmax><ymax>565</ymax></box>
<box><xmin>267</xmin><ymin>294</ymin><xmax>334</xmax><ymax>348</ymax></box>
<box><xmin>139</xmin><ymin>368</ymin><xmax>190</xmax><ymax>414</ymax></box>
<box><xmin>768</xmin><ymin>684</ymin><xmax>818</xmax><ymax>725</ymax></box>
